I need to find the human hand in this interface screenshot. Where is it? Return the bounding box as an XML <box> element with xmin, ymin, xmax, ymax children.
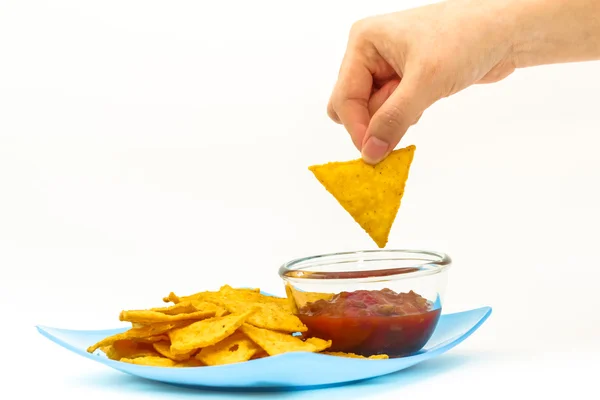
<box><xmin>327</xmin><ymin>0</ymin><xmax>518</xmax><ymax>164</ymax></box>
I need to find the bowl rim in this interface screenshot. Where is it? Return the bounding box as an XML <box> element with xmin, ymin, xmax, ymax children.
<box><xmin>278</xmin><ymin>249</ymin><xmax>451</xmax><ymax>283</ymax></box>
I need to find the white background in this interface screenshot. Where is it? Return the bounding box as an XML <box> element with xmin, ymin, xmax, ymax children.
<box><xmin>1</xmin><ymin>0</ymin><xmax>599</xmax><ymax>399</ymax></box>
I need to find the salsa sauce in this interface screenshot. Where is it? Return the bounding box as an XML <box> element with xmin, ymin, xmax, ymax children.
<box><xmin>298</xmin><ymin>288</ymin><xmax>440</xmax><ymax>357</ymax></box>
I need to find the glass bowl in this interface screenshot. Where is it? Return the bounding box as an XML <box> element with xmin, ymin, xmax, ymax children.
<box><xmin>278</xmin><ymin>249</ymin><xmax>451</xmax><ymax>358</ymax></box>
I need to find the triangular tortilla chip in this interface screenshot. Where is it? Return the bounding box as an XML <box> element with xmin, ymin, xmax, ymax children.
<box><xmin>195</xmin><ymin>332</ymin><xmax>260</xmax><ymax>366</ymax></box>
<box><xmin>308</xmin><ymin>145</ymin><xmax>415</xmax><ymax>248</ymax></box>
<box><xmin>120</xmin><ymin>356</ymin><xmax>177</xmax><ymax>367</ymax></box>
<box><xmin>214</xmin><ymin>299</ymin><xmax>306</xmax><ymax>333</ymax></box>
<box><xmin>240</xmin><ymin>324</ymin><xmax>331</xmax><ymax>356</ymax></box>
<box><xmin>119</xmin><ymin>309</ymin><xmax>218</xmax><ymax>324</ymax></box>
<box><xmin>168</xmin><ymin>309</ymin><xmax>256</xmax><ymax>355</ymax></box>
<box><xmin>150</xmin><ymin>300</ymin><xmax>197</xmax><ymax>315</ymax></box>
<box><xmin>86</xmin><ymin>321</ymin><xmax>191</xmax><ymax>353</ymax></box>
<box><xmin>322</xmin><ymin>351</ymin><xmax>389</xmax><ymax>359</ymax></box>
<box><xmin>152</xmin><ymin>341</ymin><xmax>196</xmax><ymax>361</ymax></box>
<box><xmin>101</xmin><ymin>340</ymin><xmax>160</xmax><ymax>360</ymax></box>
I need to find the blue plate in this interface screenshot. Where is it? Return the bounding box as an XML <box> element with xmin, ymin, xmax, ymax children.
<box><xmin>37</xmin><ymin>306</ymin><xmax>491</xmax><ymax>389</ymax></box>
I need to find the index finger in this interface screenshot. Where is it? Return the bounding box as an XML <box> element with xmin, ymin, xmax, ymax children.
<box><xmin>328</xmin><ymin>52</ymin><xmax>373</xmax><ymax>151</ymax></box>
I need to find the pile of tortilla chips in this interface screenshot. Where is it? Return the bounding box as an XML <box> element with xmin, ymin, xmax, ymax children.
<box><xmin>308</xmin><ymin>145</ymin><xmax>416</xmax><ymax>248</ymax></box>
<box><xmin>87</xmin><ymin>285</ymin><xmax>388</xmax><ymax>367</ymax></box>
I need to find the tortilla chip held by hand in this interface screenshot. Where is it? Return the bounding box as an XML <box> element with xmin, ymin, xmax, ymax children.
<box><xmin>308</xmin><ymin>145</ymin><xmax>415</xmax><ymax>248</ymax></box>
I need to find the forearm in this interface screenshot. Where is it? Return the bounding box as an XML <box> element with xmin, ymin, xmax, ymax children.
<box><xmin>508</xmin><ymin>0</ymin><xmax>600</xmax><ymax>68</ymax></box>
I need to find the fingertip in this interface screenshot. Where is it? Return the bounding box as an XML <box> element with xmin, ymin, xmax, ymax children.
<box><xmin>326</xmin><ymin>98</ymin><xmax>341</xmax><ymax>124</ymax></box>
<box><xmin>361</xmin><ymin>136</ymin><xmax>390</xmax><ymax>165</ymax></box>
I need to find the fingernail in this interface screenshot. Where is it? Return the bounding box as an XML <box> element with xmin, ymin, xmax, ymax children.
<box><xmin>361</xmin><ymin>136</ymin><xmax>389</xmax><ymax>164</ymax></box>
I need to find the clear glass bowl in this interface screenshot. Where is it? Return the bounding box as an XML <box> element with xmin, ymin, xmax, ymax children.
<box><xmin>278</xmin><ymin>249</ymin><xmax>451</xmax><ymax>357</ymax></box>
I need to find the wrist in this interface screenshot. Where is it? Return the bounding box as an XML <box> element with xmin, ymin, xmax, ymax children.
<box><xmin>505</xmin><ymin>0</ymin><xmax>600</xmax><ymax>69</ymax></box>
<box><xmin>507</xmin><ymin>0</ymin><xmax>553</xmax><ymax>69</ymax></box>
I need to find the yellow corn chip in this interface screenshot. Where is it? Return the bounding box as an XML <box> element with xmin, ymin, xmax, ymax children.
<box><xmin>196</xmin><ymin>332</ymin><xmax>260</xmax><ymax>366</ymax></box>
<box><xmin>173</xmin><ymin>286</ymin><xmax>260</xmax><ymax>305</ymax></box>
<box><xmin>101</xmin><ymin>340</ymin><xmax>159</xmax><ymax>360</ymax></box>
<box><xmin>150</xmin><ymin>300</ymin><xmax>197</xmax><ymax>315</ymax></box>
<box><xmin>240</xmin><ymin>324</ymin><xmax>329</xmax><ymax>356</ymax></box>
<box><xmin>189</xmin><ymin>300</ymin><xmax>228</xmax><ymax>317</ymax></box>
<box><xmin>322</xmin><ymin>351</ymin><xmax>389</xmax><ymax>359</ymax></box>
<box><xmin>168</xmin><ymin>309</ymin><xmax>255</xmax><ymax>355</ymax></box>
<box><xmin>121</xmin><ymin>356</ymin><xmax>177</xmax><ymax>367</ymax></box>
<box><xmin>304</xmin><ymin>337</ymin><xmax>333</xmax><ymax>352</ymax></box>
<box><xmin>176</xmin><ymin>290</ymin><xmax>220</xmax><ymax>304</ymax></box>
<box><xmin>119</xmin><ymin>309</ymin><xmax>217</xmax><ymax>324</ymax></box>
<box><xmin>87</xmin><ymin>321</ymin><xmax>190</xmax><ymax>353</ymax></box>
<box><xmin>367</xmin><ymin>354</ymin><xmax>389</xmax><ymax>360</ymax></box>
<box><xmin>175</xmin><ymin>358</ymin><xmax>205</xmax><ymax>367</ymax></box>
<box><xmin>251</xmin><ymin>350</ymin><xmax>268</xmax><ymax>360</ymax></box>
<box><xmin>132</xmin><ymin>334</ymin><xmax>169</xmax><ymax>343</ymax></box>
<box><xmin>284</xmin><ymin>285</ymin><xmax>299</xmax><ymax>314</ymax></box>
<box><xmin>218</xmin><ymin>300</ymin><xmax>306</xmax><ymax>333</ymax></box>
<box><xmin>162</xmin><ymin>292</ymin><xmax>181</xmax><ymax>304</ymax></box>
<box><xmin>152</xmin><ymin>341</ymin><xmax>196</xmax><ymax>361</ymax></box>
<box><xmin>218</xmin><ymin>285</ymin><xmax>291</xmax><ymax>311</ymax></box>
<box><xmin>308</xmin><ymin>145</ymin><xmax>416</xmax><ymax>248</ymax></box>
<box><xmin>220</xmin><ymin>284</ymin><xmax>260</xmax><ymax>294</ymax></box>
<box><xmin>290</xmin><ymin>289</ymin><xmax>334</xmax><ymax>309</ymax></box>
<box><xmin>165</xmin><ymin>286</ymin><xmax>291</xmax><ymax>312</ymax></box>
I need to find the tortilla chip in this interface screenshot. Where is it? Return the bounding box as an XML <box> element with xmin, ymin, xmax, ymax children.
<box><xmin>119</xmin><ymin>309</ymin><xmax>217</xmax><ymax>324</ymax></box>
<box><xmin>165</xmin><ymin>286</ymin><xmax>291</xmax><ymax>312</ymax></box>
<box><xmin>101</xmin><ymin>339</ymin><xmax>160</xmax><ymax>360</ymax></box>
<box><xmin>367</xmin><ymin>354</ymin><xmax>389</xmax><ymax>360</ymax></box>
<box><xmin>217</xmin><ymin>285</ymin><xmax>291</xmax><ymax>310</ymax></box>
<box><xmin>176</xmin><ymin>290</ymin><xmax>219</xmax><ymax>304</ymax></box>
<box><xmin>189</xmin><ymin>300</ymin><xmax>228</xmax><ymax>317</ymax></box>
<box><xmin>150</xmin><ymin>300</ymin><xmax>197</xmax><ymax>315</ymax></box>
<box><xmin>162</xmin><ymin>292</ymin><xmax>181</xmax><ymax>304</ymax></box>
<box><xmin>121</xmin><ymin>356</ymin><xmax>177</xmax><ymax>367</ymax></box>
<box><xmin>240</xmin><ymin>324</ymin><xmax>330</xmax><ymax>356</ymax></box>
<box><xmin>304</xmin><ymin>337</ymin><xmax>333</xmax><ymax>352</ymax></box>
<box><xmin>174</xmin><ymin>285</ymin><xmax>260</xmax><ymax>305</ymax></box>
<box><xmin>132</xmin><ymin>334</ymin><xmax>169</xmax><ymax>343</ymax></box>
<box><xmin>152</xmin><ymin>341</ymin><xmax>196</xmax><ymax>361</ymax></box>
<box><xmin>284</xmin><ymin>285</ymin><xmax>299</xmax><ymax>314</ymax></box>
<box><xmin>323</xmin><ymin>351</ymin><xmax>389</xmax><ymax>359</ymax></box>
<box><xmin>308</xmin><ymin>145</ymin><xmax>415</xmax><ymax>248</ymax></box>
<box><xmin>220</xmin><ymin>284</ymin><xmax>261</xmax><ymax>294</ymax></box>
<box><xmin>291</xmin><ymin>290</ymin><xmax>335</xmax><ymax>309</ymax></box>
<box><xmin>87</xmin><ymin>321</ymin><xmax>190</xmax><ymax>353</ymax></box>
<box><xmin>196</xmin><ymin>332</ymin><xmax>260</xmax><ymax>366</ymax></box>
<box><xmin>168</xmin><ymin>309</ymin><xmax>256</xmax><ymax>355</ymax></box>
<box><xmin>175</xmin><ymin>358</ymin><xmax>205</xmax><ymax>367</ymax></box>
<box><xmin>251</xmin><ymin>350</ymin><xmax>268</xmax><ymax>360</ymax></box>
<box><xmin>218</xmin><ymin>300</ymin><xmax>306</xmax><ymax>333</ymax></box>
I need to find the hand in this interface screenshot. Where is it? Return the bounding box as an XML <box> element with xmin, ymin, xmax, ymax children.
<box><xmin>327</xmin><ymin>0</ymin><xmax>518</xmax><ymax>164</ymax></box>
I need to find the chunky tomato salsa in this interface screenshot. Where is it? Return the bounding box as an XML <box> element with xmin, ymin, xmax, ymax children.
<box><xmin>298</xmin><ymin>288</ymin><xmax>440</xmax><ymax>357</ymax></box>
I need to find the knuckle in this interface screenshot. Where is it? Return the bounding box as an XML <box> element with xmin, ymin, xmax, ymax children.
<box><xmin>340</xmin><ymin>95</ymin><xmax>368</xmax><ymax>109</ymax></box>
<box><xmin>349</xmin><ymin>18</ymin><xmax>371</xmax><ymax>39</ymax></box>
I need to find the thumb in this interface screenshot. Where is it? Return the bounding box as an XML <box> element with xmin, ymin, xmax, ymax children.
<box><xmin>361</xmin><ymin>75</ymin><xmax>431</xmax><ymax>164</ymax></box>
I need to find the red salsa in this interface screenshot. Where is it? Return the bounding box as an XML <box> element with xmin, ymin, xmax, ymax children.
<box><xmin>298</xmin><ymin>288</ymin><xmax>440</xmax><ymax>357</ymax></box>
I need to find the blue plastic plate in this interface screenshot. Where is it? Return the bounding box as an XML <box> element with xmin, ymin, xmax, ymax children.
<box><xmin>37</xmin><ymin>305</ymin><xmax>491</xmax><ymax>389</ymax></box>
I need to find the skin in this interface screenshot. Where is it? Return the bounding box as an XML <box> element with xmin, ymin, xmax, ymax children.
<box><xmin>327</xmin><ymin>0</ymin><xmax>600</xmax><ymax>164</ymax></box>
